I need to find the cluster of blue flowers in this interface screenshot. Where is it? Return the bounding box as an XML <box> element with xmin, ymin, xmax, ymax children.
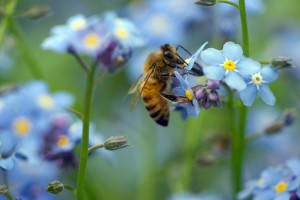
<box><xmin>42</xmin><ymin>12</ymin><xmax>145</xmax><ymax>72</ymax></box>
<box><xmin>239</xmin><ymin>157</ymin><xmax>300</xmax><ymax>200</ymax></box>
<box><xmin>171</xmin><ymin>41</ymin><xmax>279</xmax><ymax>120</ymax></box>
<box><xmin>0</xmin><ymin>81</ymin><xmax>111</xmax><ymax>199</ymax></box>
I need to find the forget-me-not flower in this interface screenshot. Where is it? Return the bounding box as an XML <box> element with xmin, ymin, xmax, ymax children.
<box><xmin>240</xmin><ymin>65</ymin><xmax>279</xmax><ymax>106</ymax></box>
<box><xmin>200</xmin><ymin>41</ymin><xmax>260</xmax><ymax>91</ymax></box>
<box><xmin>173</xmin><ymin>71</ymin><xmax>200</xmax><ymax>118</ymax></box>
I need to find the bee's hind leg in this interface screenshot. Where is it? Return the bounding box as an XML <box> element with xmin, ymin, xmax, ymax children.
<box><xmin>159</xmin><ymin>84</ymin><xmax>190</xmax><ymax>103</ymax></box>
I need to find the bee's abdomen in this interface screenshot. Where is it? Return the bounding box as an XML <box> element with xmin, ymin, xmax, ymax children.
<box><xmin>142</xmin><ymin>84</ymin><xmax>169</xmax><ymax>127</ymax></box>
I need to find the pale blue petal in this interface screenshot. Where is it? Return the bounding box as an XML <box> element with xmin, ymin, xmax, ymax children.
<box><xmin>223</xmin><ymin>41</ymin><xmax>243</xmax><ymax>61</ymax></box>
<box><xmin>224</xmin><ymin>72</ymin><xmax>247</xmax><ymax>91</ymax></box>
<box><xmin>0</xmin><ymin>157</ymin><xmax>14</xmax><ymax>170</ymax></box>
<box><xmin>261</xmin><ymin>66</ymin><xmax>279</xmax><ymax>83</ymax></box>
<box><xmin>240</xmin><ymin>84</ymin><xmax>257</xmax><ymax>106</ymax></box>
<box><xmin>41</xmin><ymin>35</ymin><xmax>70</xmax><ymax>53</ymax></box>
<box><xmin>187</xmin><ymin>100</ymin><xmax>200</xmax><ymax>118</ymax></box>
<box><xmin>53</xmin><ymin>92</ymin><xmax>74</xmax><ymax>108</ymax></box>
<box><xmin>172</xmin><ymin>87</ymin><xmax>186</xmax><ymax>96</ymax></box>
<box><xmin>237</xmin><ymin>58</ymin><xmax>261</xmax><ymax>77</ymax></box>
<box><xmin>254</xmin><ymin>190</ymin><xmax>274</xmax><ymax>200</ymax></box>
<box><xmin>200</xmin><ymin>48</ymin><xmax>225</xmax><ymax>66</ymax></box>
<box><xmin>174</xmin><ymin>71</ymin><xmax>188</xmax><ymax>89</ymax></box>
<box><xmin>259</xmin><ymin>84</ymin><xmax>276</xmax><ymax>105</ymax></box>
<box><xmin>274</xmin><ymin>193</ymin><xmax>290</xmax><ymax>200</ymax></box>
<box><xmin>286</xmin><ymin>158</ymin><xmax>300</xmax><ymax>175</ymax></box>
<box><xmin>186</xmin><ymin>42</ymin><xmax>208</xmax><ymax>70</ymax></box>
<box><xmin>203</xmin><ymin>66</ymin><xmax>225</xmax><ymax>80</ymax></box>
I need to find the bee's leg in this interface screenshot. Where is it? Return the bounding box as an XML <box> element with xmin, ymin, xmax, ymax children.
<box><xmin>159</xmin><ymin>84</ymin><xmax>190</xmax><ymax>103</ymax></box>
<box><xmin>158</xmin><ymin>72</ymin><xmax>189</xmax><ymax>78</ymax></box>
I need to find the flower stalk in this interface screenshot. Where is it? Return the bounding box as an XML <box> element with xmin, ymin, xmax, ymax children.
<box><xmin>76</xmin><ymin>60</ymin><xmax>98</xmax><ymax>200</ymax></box>
<box><xmin>230</xmin><ymin>0</ymin><xmax>250</xmax><ymax>199</ymax></box>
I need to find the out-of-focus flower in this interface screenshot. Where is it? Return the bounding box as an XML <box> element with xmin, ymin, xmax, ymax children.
<box><xmin>173</xmin><ymin>71</ymin><xmax>200</xmax><ymax>118</ymax></box>
<box><xmin>168</xmin><ymin>192</ymin><xmax>223</xmax><ymax>200</ymax></box>
<box><xmin>240</xmin><ymin>66</ymin><xmax>279</xmax><ymax>106</ymax></box>
<box><xmin>103</xmin><ymin>12</ymin><xmax>146</xmax><ymax>48</ymax></box>
<box><xmin>239</xmin><ymin>158</ymin><xmax>300</xmax><ymax>200</ymax></box>
<box><xmin>201</xmin><ymin>41</ymin><xmax>261</xmax><ymax>91</ymax></box>
<box><xmin>42</xmin><ymin>13</ymin><xmax>144</xmax><ymax>72</ymax></box>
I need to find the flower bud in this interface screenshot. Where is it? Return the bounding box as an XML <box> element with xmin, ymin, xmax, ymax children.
<box><xmin>25</xmin><ymin>5</ymin><xmax>51</xmax><ymax>19</ymax></box>
<box><xmin>208</xmin><ymin>92</ymin><xmax>218</xmax><ymax>101</ymax></box>
<box><xmin>46</xmin><ymin>180</ymin><xmax>64</xmax><ymax>194</ymax></box>
<box><xmin>282</xmin><ymin>108</ymin><xmax>296</xmax><ymax>126</ymax></box>
<box><xmin>206</xmin><ymin>80</ymin><xmax>220</xmax><ymax>90</ymax></box>
<box><xmin>264</xmin><ymin>121</ymin><xmax>285</xmax><ymax>135</ymax></box>
<box><xmin>271</xmin><ymin>56</ymin><xmax>293</xmax><ymax>69</ymax></box>
<box><xmin>195</xmin><ymin>87</ymin><xmax>206</xmax><ymax>100</ymax></box>
<box><xmin>0</xmin><ymin>185</ymin><xmax>8</xmax><ymax>194</ymax></box>
<box><xmin>195</xmin><ymin>0</ymin><xmax>216</xmax><ymax>7</ymax></box>
<box><xmin>104</xmin><ymin>135</ymin><xmax>129</xmax><ymax>151</ymax></box>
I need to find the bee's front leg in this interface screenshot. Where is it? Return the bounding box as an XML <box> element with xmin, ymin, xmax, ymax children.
<box><xmin>158</xmin><ymin>72</ymin><xmax>188</xmax><ymax>78</ymax></box>
<box><xmin>159</xmin><ymin>84</ymin><xmax>190</xmax><ymax>103</ymax></box>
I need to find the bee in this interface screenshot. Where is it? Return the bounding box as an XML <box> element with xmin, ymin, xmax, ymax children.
<box><xmin>128</xmin><ymin>44</ymin><xmax>203</xmax><ymax>127</ymax></box>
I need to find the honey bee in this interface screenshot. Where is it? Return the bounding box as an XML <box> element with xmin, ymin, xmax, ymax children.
<box><xmin>128</xmin><ymin>44</ymin><xmax>203</xmax><ymax>126</ymax></box>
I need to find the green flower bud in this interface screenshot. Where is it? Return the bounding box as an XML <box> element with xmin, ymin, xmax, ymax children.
<box><xmin>46</xmin><ymin>180</ymin><xmax>64</xmax><ymax>194</ymax></box>
<box><xmin>0</xmin><ymin>185</ymin><xmax>8</xmax><ymax>194</ymax></box>
<box><xmin>195</xmin><ymin>0</ymin><xmax>216</xmax><ymax>7</ymax></box>
<box><xmin>25</xmin><ymin>5</ymin><xmax>51</xmax><ymax>19</ymax></box>
<box><xmin>271</xmin><ymin>56</ymin><xmax>293</xmax><ymax>69</ymax></box>
<box><xmin>104</xmin><ymin>135</ymin><xmax>129</xmax><ymax>151</ymax></box>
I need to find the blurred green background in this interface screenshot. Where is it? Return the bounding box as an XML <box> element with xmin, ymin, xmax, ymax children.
<box><xmin>1</xmin><ymin>0</ymin><xmax>300</xmax><ymax>199</ymax></box>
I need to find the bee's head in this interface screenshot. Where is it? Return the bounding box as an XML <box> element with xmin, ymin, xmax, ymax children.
<box><xmin>161</xmin><ymin>44</ymin><xmax>183</xmax><ymax>68</ymax></box>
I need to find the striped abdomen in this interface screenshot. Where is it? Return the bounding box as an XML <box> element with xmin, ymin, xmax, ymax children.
<box><xmin>141</xmin><ymin>80</ymin><xmax>169</xmax><ymax>126</ymax></box>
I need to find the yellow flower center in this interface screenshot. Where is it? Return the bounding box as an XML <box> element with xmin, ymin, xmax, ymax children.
<box><xmin>115</xmin><ymin>27</ymin><xmax>129</xmax><ymax>40</ymax></box>
<box><xmin>84</xmin><ymin>33</ymin><xmax>101</xmax><ymax>49</ymax></box>
<box><xmin>185</xmin><ymin>90</ymin><xmax>193</xmax><ymax>101</ymax></box>
<box><xmin>251</xmin><ymin>73</ymin><xmax>263</xmax><ymax>86</ymax></box>
<box><xmin>13</xmin><ymin>117</ymin><xmax>32</xmax><ymax>137</ymax></box>
<box><xmin>70</xmin><ymin>19</ymin><xmax>86</xmax><ymax>31</ymax></box>
<box><xmin>275</xmin><ymin>181</ymin><xmax>288</xmax><ymax>193</ymax></box>
<box><xmin>57</xmin><ymin>135</ymin><xmax>70</xmax><ymax>148</ymax></box>
<box><xmin>223</xmin><ymin>60</ymin><xmax>236</xmax><ymax>71</ymax></box>
<box><xmin>38</xmin><ymin>94</ymin><xmax>54</xmax><ymax>109</ymax></box>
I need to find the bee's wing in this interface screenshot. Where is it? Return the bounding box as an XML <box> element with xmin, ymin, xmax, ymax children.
<box><xmin>129</xmin><ymin>64</ymin><xmax>156</xmax><ymax>111</ymax></box>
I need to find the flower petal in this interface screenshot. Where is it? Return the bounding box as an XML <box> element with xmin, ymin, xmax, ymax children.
<box><xmin>237</xmin><ymin>58</ymin><xmax>261</xmax><ymax>77</ymax></box>
<box><xmin>174</xmin><ymin>71</ymin><xmax>188</xmax><ymax>89</ymax></box>
<box><xmin>224</xmin><ymin>72</ymin><xmax>247</xmax><ymax>91</ymax></box>
<box><xmin>223</xmin><ymin>41</ymin><xmax>243</xmax><ymax>61</ymax></box>
<box><xmin>200</xmin><ymin>48</ymin><xmax>225</xmax><ymax>66</ymax></box>
<box><xmin>261</xmin><ymin>66</ymin><xmax>279</xmax><ymax>83</ymax></box>
<box><xmin>172</xmin><ymin>87</ymin><xmax>186</xmax><ymax>97</ymax></box>
<box><xmin>203</xmin><ymin>66</ymin><xmax>225</xmax><ymax>80</ymax></box>
<box><xmin>240</xmin><ymin>84</ymin><xmax>257</xmax><ymax>106</ymax></box>
<box><xmin>187</xmin><ymin>100</ymin><xmax>200</xmax><ymax>118</ymax></box>
<box><xmin>274</xmin><ymin>192</ymin><xmax>290</xmax><ymax>200</ymax></box>
<box><xmin>186</xmin><ymin>42</ymin><xmax>208</xmax><ymax>70</ymax></box>
<box><xmin>259</xmin><ymin>84</ymin><xmax>276</xmax><ymax>105</ymax></box>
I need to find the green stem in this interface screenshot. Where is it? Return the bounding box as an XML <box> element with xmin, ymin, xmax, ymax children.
<box><xmin>216</xmin><ymin>0</ymin><xmax>239</xmax><ymax>9</ymax></box>
<box><xmin>88</xmin><ymin>143</ymin><xmax>104</xmax><ymax>154</ymax></box>
<box><xmin>8</xmin><ymin>19</ymin><xmax>43</xmax><ymax>79</ymax></box>
<box><xmin>76</xmin><ymin>61</ymin><xmax>97</xmax><ymax>200</ymax></box>
<box><xmin>64</xmin><ymin>184</ymin><xmax>77</xmax><ymax>196</ymax></box>
<box><xmin>1</xmin><ymin>169</ymin><xmax>14</xmax><ymax>200</ymax></box>
<box><xmin>0</xmin><ymin>0</ymin><xmax>17</xmax><ymax>46</ymax></box>
<box><xmin>230</xmin><ymin>0</ymin><xmax>250</xmax><ymax>199</ymax></box>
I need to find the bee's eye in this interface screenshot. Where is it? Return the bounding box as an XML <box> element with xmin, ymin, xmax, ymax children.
<box><xmin>164</xmin><ymin>51</ymin><xmax>174</xmax><ymax>60</ymax></box>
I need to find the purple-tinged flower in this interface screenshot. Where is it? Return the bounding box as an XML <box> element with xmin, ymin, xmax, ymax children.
<box><xmin>173</xmin><ymin>71</ymin><xmax>200</xmax><ymax>118</ymax></box>
<box><xmin>240</xmin><ymin>66</ymin><xmax>279</xmax><ymax>106</ymax></box>
<box><xmin>200</xmin><ymin>41</ymin><xmax>261</xmax><ymax>91</ymax></box>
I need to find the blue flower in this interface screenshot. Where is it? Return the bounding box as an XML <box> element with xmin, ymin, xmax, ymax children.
<box><xmin>185</xmin><ymin>42</ymin><xmax>208</xmax><ymax>70</ymax></box>
<box><xmin>173</xmin><ymin>71</ymin><xmax>200</xmax><ymax>118</ymax></box>
<box><xmin>103</xmin><ymin>12</ymin><xmax>146</xmax><ymax>48</ymax></box>
<box><xmin>239</xmin><ymin>158</ymin><xmax>300</xmax><ymax>200</ymax></box>
<box><xmin>240</xmin><ymin>65</ymin><xmax>279</xmax><ymax>106</ymax></box>
<box><xmin>200</xmin><ymin>41</ymin><xmax>260</xmax><ymax>91</ymax></box>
